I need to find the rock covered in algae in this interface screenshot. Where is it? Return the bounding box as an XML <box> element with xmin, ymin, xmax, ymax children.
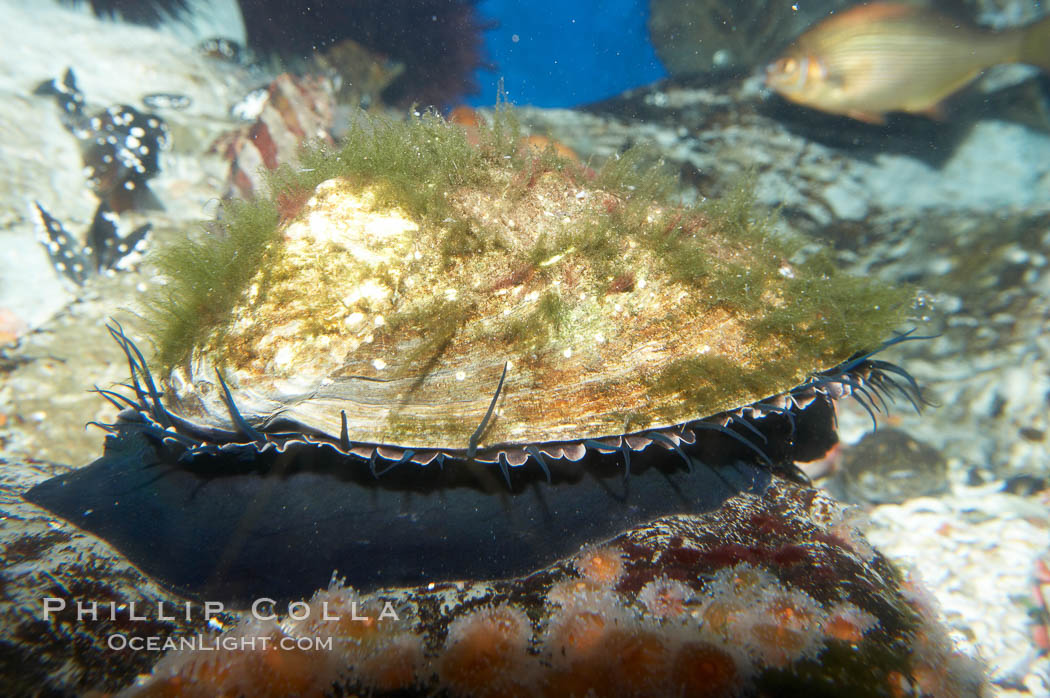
<box><xmin>147</xmin><ymin>109</ymin><xmax>911</xmax><ymax>459</ymax></box>
<box><xmin>116</xmin><ymin>483</ymin><xmax>986</xmax><ymax>698</ymax></box>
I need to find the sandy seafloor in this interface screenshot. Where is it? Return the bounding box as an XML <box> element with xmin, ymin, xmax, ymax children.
<box><xmin>1</xmin><ymin>1</ymin><xmax>1049</xmax><ymax>695</ymax></box>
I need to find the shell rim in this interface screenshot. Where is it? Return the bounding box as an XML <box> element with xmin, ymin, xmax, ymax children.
<box><xmin>95</xmin><ymin>322</ymin><xmax>927</xmax><ymax>485</ymax></box>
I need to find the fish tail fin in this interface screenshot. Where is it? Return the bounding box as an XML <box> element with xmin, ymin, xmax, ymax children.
<box><xmin>1020</xmin><ymin>15</ymin><xmax>1050</xmax><ymax>72</ymax></box>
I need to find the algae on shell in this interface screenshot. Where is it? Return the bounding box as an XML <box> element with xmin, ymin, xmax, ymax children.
<box><xmin>149</xmin><ymin>112</ymin><xmax>914</xmax><ymax>453</ymax></box>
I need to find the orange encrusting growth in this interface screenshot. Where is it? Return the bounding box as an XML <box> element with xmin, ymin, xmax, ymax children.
<box><xmin>118</xmin><ymin>621</ymin><xmax>341</xmax><ymax>698</ymax></box>
<box><xmin>573</xmin><ymin>545</ymin><xmax>626</xmax><ymax>587</ymax></box>
<box><xmin>824</xmin><ymin>602</ymin><xmax>879</xmax><ymax>644</ymax></box>
<box><xmin>546</xmin><ymin>609</ymin><xmax>615</xmax><ymax>659</ymax></box>
<box><xmin>116</xmin><ymin>489</ymin><xmax>977</xmax><ymax>697</ymax></box>
<box><xmin>638</xmin><ymin>576</ymin><xmax>694</xmax><ymax>618</ymax></box>
<box><xmin>438</xmin><ymin>604</ymin><xmax>537</xmax><ymax>698</ymax></box>
<box><xmin>355</xmin><ymin>634</ymin><xmax>424</xmax><ymax>692</ymax></box>
<box><xmin>117</xmin><ymin>561</ymin><xmax>898</xmax><ymax>698</ymax></box>
<box><xmin>670</xmin><ymin>642</ymin><xmax>741</xmax><ymax>698</ymax></box>
<box><xmin>520</xmin><ymin>133</ymin><xmax>579</xmax><ymax>161</ymax></box>
<box><xmin>449</xmin><ymin>105</ymin><xmax>579</xmax><ymax>161</ymax></box>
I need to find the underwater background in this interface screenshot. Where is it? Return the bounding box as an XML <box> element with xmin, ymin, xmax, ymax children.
<box><xmin>471</xmin><ymin>0</ymin><xmax>667</xmax><ymax>106</ymax></box>
<box><xmin>0</xmin><ymin>0</ymin><xmax>1049</xmax><ymax>696</ymax></box>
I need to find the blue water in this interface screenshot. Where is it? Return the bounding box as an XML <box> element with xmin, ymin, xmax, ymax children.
<box><xmin>470</xmin><ymin>0</ymin><xmax>668</xmax><ymax>107</ymax></box>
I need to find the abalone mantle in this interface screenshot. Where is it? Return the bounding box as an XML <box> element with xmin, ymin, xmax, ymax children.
<box><xmin>169</xmin><ymin>153</ymin><xmax>906</xmax><ymax>455</ymax></box>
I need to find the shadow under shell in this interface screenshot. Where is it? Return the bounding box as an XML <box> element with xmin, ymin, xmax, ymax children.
<box><xmin>22</xmin><ymin>395</ymin><xmax>837</xmax><ymax>607</ymax></box>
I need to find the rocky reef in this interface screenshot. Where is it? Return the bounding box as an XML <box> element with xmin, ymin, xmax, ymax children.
<box><xmin>117</xmin><ymin>483</ymin><xmax>984</xmax><ymax>697</ymax></box>
<box><xmin>833</xmin><ymin>428</ymin><xmax>950</xmax><ymax>505</ymax></box>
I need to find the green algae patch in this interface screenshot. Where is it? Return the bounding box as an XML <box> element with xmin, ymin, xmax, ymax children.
<box><xmin>142</xmin><ymin>107</ymin><xmax>914</xmax><ymax>450</ymax></box>
<box><xmin>143</xmin><ymin>199</ymin><xmax>280</xmax><ymax>371</ymax></box>
<box><xmin>746</xmin><ymin>250</ymin><xmax>915</xmax><ymax>364</ymax></box>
